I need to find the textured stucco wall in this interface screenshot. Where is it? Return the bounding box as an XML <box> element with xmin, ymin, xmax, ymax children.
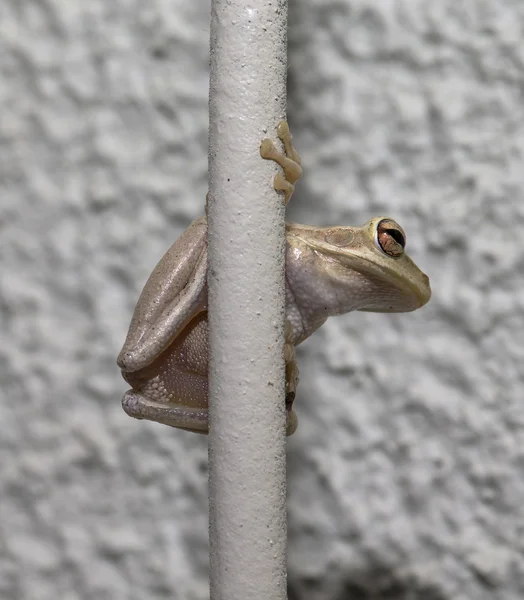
<box><xmin>1</xmin><ymin>1</ymin><xmax>523</xmax><ymax>599</ymax></box>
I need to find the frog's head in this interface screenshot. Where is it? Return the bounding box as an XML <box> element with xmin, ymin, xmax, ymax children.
<box><xmin>355</xmin><ymin>216</ymin><xmax>431</xmax><ymax>312</ymax></box>
<box><xmin>294</xmin><ymin>217</ymin><xmax>431</xmax><ymax>313</ymax></box>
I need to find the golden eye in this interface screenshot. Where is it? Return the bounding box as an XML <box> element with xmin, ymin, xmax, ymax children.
<box><xmin>375</xmin><ymin>219</ymin><xmax>406</xmax><ymax>258</ymax></box>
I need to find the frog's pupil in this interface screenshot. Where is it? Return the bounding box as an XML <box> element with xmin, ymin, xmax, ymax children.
<box><xmin>387</xmin><ymin>228</ymin><xmax>405</xmax><ymax>248</ymax></box>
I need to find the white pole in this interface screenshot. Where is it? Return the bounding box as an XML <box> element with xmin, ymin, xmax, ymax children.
<box><xmin>207</xmin><ymin>0</ymin><xmax>288</xmax><ymax>598</ymax></box>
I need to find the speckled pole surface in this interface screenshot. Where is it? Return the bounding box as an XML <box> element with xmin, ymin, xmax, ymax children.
<box><xmin>207</xmin><ymin>1</ymin><xmax>288</xmax><ymax>599</ymax></box>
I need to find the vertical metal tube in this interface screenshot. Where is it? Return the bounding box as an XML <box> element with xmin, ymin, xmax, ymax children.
<box><xmin>207</xmin><ymin>1</ymin><xmax>288</xmax><ymax>599</ymax></box>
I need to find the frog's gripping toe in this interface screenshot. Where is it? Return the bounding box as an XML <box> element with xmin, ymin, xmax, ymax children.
<box><xmin>286</xmin><ymin>393</ymin><xmax>298</xmax><ymax>436</ymax></box>
<box><xmin>260</xmin><ymin>120</ymin><xmax>303</xmax><ymax>205</ymax></box>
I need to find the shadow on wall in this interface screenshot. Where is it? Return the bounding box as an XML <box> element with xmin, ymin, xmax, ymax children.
<box><xmin>288</xmin><ymin>564</ymin><xmax>448</xmax><ymax>600</ymax></box>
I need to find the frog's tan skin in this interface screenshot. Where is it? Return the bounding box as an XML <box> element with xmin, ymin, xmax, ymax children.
<box><xmin>117</xmin><ymin>122</ymin><xmax>431</xmax><ymax>435</ymax></box>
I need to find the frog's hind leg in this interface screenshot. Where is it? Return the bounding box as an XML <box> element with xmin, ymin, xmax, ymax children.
<box><xmin>260</xmin><ymin>121</ymin><xmax>303</xmax><ymax>205</ymax></box>
<box><xmin>284</xmin><ymin>321</ymin><xmax>299</xmax><ymax>436</ymax></box>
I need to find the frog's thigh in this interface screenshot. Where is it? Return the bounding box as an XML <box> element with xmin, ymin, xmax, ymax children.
<box><xmin>122</xmin><ymin>390</ymin><xmax>208</xmax><ymax>433</ymax></box>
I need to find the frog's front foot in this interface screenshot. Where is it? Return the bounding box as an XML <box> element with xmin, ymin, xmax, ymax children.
<box><xmin>260</xmin><ymin>121</ymin><xmax>302</xmax><ymax>205</ymax></box>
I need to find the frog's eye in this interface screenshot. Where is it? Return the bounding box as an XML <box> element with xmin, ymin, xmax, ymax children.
<box><xmin>375</xmin><ymin>219</ymin><xmax>406</xmax><ymax>258</ymax></box>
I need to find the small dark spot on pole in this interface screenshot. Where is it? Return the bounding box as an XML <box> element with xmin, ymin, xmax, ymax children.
<box><xmin>151</xmin><ymin>47</ymin><xmax>168</xmax><ymax>60</ymax></box>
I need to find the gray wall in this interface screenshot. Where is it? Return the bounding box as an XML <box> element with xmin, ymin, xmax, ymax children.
<box><xmin>2</xmin><ymin>1</ymin><xmax>523</xmax><ymax>598</ymax></box>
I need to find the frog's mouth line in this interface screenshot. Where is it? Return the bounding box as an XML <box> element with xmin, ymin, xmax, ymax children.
<box><xmin>300</xmin><ymin>235</ymin><xmax>431</xmax><ymax>309</ymax></box>
<box><xmin>331</xmin><ymin>253</ymin><xmax>431</xmax><ymax>311</ymax></box>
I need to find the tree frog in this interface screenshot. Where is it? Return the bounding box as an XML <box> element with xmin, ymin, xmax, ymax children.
<box><xmin>117</xmin><ymin>122</ymin><xmax>431</xmax><ymax>435</ymax></box>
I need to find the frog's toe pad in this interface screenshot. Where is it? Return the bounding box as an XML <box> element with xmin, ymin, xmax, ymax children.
<box><xmin>286</xmin><ymin>409</ymin><xmax>298</xmax><ymax>436</ymax></box>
